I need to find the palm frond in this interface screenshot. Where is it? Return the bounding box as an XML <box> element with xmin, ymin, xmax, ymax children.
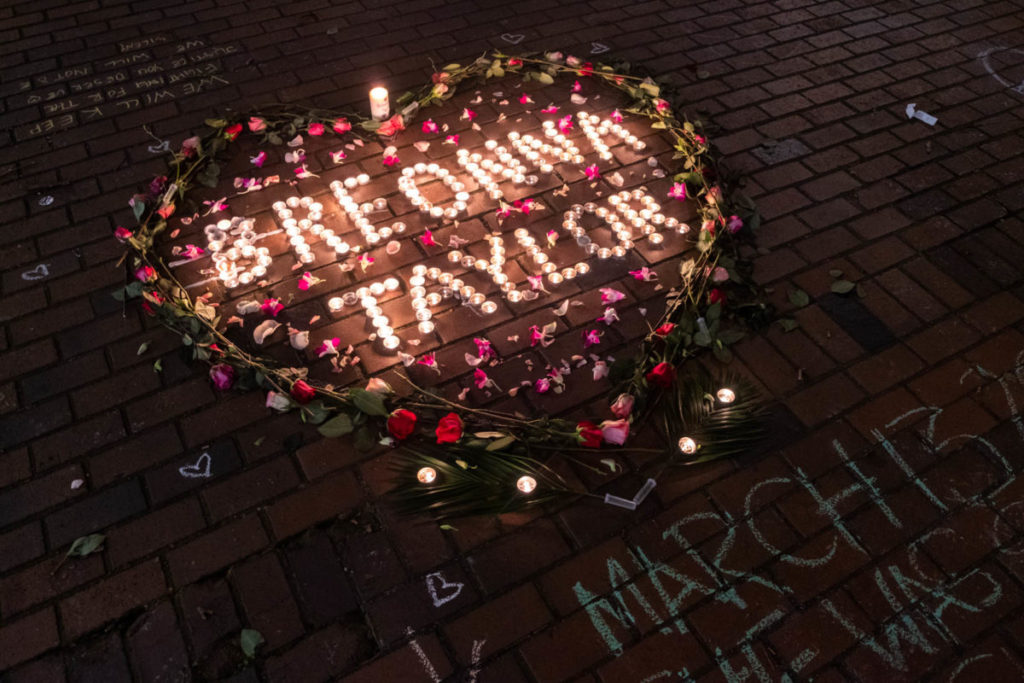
<box><xmin>660</xmin><ymin>365</ymin><xmax>768</xmax><ymax>465</ymax></box>
<box><xmin>388</xmin><ymin>444</ymin><xmax>580</xmax><ymax>519</ymax></box>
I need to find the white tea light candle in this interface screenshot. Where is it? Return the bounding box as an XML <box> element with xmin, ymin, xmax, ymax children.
<box><xmin>370</xmin><ymin>87</ymin><xmax>389</xmax><ymax>120</ymax></box>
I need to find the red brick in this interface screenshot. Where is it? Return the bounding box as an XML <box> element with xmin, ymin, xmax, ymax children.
<box><xmin>0</xmin><ymin>607</ymin><xmax>59</xmax><ymax>670</ymax></box>
<box><xmin>0</xmin><ymin>339</ymin><xmax>59</xmax><ymax>384</ymax></box>
<box><xmin>60</xmin><ymin>559</ymin><xmax>167</xmax><ymax>639</ymax></box>
<box><xmin>848</xmin><ymin>344</ymin><xmax>925</xmax><ymax>394</ymax></box>
<box><xmin>468</xmin><ymin>518</ymin><xmax>572</xmax><ymax>593</ymax></box>
<box><xmin>446</xmin><ymin>584</ymin><xmax>551</xmax><ymax>663</ymax></box>
<box><xmin>106</xmin><ymin>497</ymin><xmax>207</xmax><ymax>568</ymax></box>
<box><xmin>166</xmin><ymin>515</ymin><xmax>269</xmax><ymax>586</ymax></box>
<box><xmin>202</xmin><ymin>457</ymin><xmax>300</xmax><ymax>520</ymax></box>
<box><xmin>520</xmin><ymin>609</ymin><xmax>618</xmax><ymax>682</ymax></box>
<box><xmin>0</xmin><ymin>462</ymin><xmax>85</xmax><ymax>528</ymax></box>
<box><xmin>906</xmin><ymin>316</ymin><xmax>983</xmax><ymax>364</ymax></box>
<box><xmin>788</xmin><ymin>373</ymin><xmax>867</xmax><ymax>427</ymax></box>
<box><xmin>538</xmin><ymin>537</ymin><xmax>636</xmax><ymax>617</ymax></box>
<box><xmin>125</xmin><ymin>601</ymin><xmax>190</xmax><ymax>683</ymax></box>
<box><xmin>266</xmin><ymin>470</ymin><xmax>363</xmax><ymax>540</ymax></box>
<box><xmin>232</xmin><ymin>553</ymin><xmax>304</xmax><ymax>649</ymax></box>
<box><xmin>339</xmin><ymin>632</ymin><xmax>452</xmax><ymax>683</ymax></box>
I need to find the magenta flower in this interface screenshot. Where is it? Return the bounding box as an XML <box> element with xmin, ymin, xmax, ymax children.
<box><xmin>514</xmin><ymin>198</ymin><xmax>534</xmax><ymax>215</ymax></box>
<box><xmin>462</xmin><ymin>108</ymin><xmax>477</xmax><ymax>121</ymax></box>
<box><xmin>629</xmin><ymin>267</ymin><xmax>657</xmax><ymax>282</ymax></box>
<box><xmin>541</xmin><ymin>105</ymin><xmax>558</xmax><ymax>114</ymax></box>
<box><xmin>727</xmin><ymin>215</ymin><xmax>743</xmax><ymax>234</ymax></box>
<box><xmin>655</xmin><ymin>98</ymin><xmax>669</xmax><ymax>113</ymax></box>
<box><xmin>599</xmin><ymin>307</ymin><xmax>619</xmax><ymax>325</ymax></box>
<box><xmin>473</xmin><ymin>337</ymin><xmax>495</xmax><ymax>361</ymax></box>
<box><xmin>358</xmin><ymin>253</ymin><xmax>374</xmax><ymax>271</ymax></box>
<box><xmin>519</xmin><ymin>93</ymin><xmax>532</xmax><ymax>104</ymax></box>
<box><xmin>420</xmin><ymin>229</ymin><xmax>438</xmax><ymax>247</ymax></box>
<box><xmin>248</xmin><ymin>117</ymin><xmax>266</xmax><ymax>132</ymax></box>
<box><xmin>535</xmin><ymin>377</ymin><xmax>551</xmax><ymax>393</ymax></box>
<box><xmin>546</xmin><ymin>230</ymin><xmax>558</xmax><ymax>248</ymax></box>
<box><xmin>527</xmin><ymin>275</ymin><xmax>545</xmax><ymax>291</ymax></box>
<box><xmin>261</xmin><ymin>298</ymin><xmax>284</xmax><ymax>317</ymax></box>
<box><xmin>330</xmin><ymin>150</ymin><xmax>346</xmax><ymax>163</ymax></box>
<box><xmin>382</xmin><ymin>155</ymin><xmax>400</xmax><ymax>166</ymax></box>
<box><xmin>297</xmin><ymin>272</ymin><xmax>321</xmax><ymax>291</ymax></box>
<box><xmin>209</xmin><ymin>363</ymin><xmax>235</xmax><ymax>390</ymax></box>
<box><xmin>583</xmin><ymin>329</ymin><xmax>601</xmax><ymax>347</ymax></box>
<box><xmin>445</xmin><ymin>134</ymin><xmax>459</xmax><ymax>145</ymax></box>
<box><xmin>668</xmin><ymin>183</ymin><xmax>687</xmax><ymax>201</ymax></box>
<box><xmin>610</xmin><ymin>109</ymin><xmax>623</xmax><ymax>123</ymax></box>
<box><xmin>711</xmin><ymin>266</ymin><xmax>729</xmax><ymax>283</ymax></box>
<box><xmin>600</xmin><ymin>287</ymin><xmax>625</xmax><ymax>304</ymax></box>
<box><xmin>584</xmin><ymin>165</ymin><xmax>600</xmax><ymax>180</ymax></box>
<box><xmin>182</xmin><ymin>244</ymin><xmax>204</xmax><ymax>259</ymax></box>
<box><xmin>308</xmin><ymin>122</ymin><xmax>325</xmax><ymax>136</ymax></box>
<box><xmin>473</xmin><ymin>368</ymin><xmax>489</xmax><ymax>389</ymax></box>
<box><xmin>422</xmin><ymin>119</ymin><xmax>439</xmax><ymax>134</ymax></box>
<box><xmin>558</xmin><ymin>115</ymin><xmax>573</xmax><ymax>133</ymax></box>
<box><xmin>572</xmin><ymin>80</ymin><xmax>582</xmax><ymax>93</ymax></box>
<box><xmin>315</xmin><ymin>337</ymin><xmax>341</xmax><ymax>357</ymax></box>
<box><xmin>114</xmin><ymin>226</ymin><xmax>132</xmax><ymax>242</ymax></box>
<box><xmin>135</xmin><ymin>265</ymin><xmax>156</xmax><ymax>282</ymax></box>
<box><xmin>417</xmin><ymin>352</ymin><xmax>439</xmax><ymax>373</ymax></box>
<box><xmin>250</xmin><ymin>151</ymin><xmax>267</xmax><ymax>167</ymax></box>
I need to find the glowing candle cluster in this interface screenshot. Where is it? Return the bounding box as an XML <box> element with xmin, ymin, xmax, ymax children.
<box><xmin>411</xmin><ymin>264</ymin><xmax>499</xmax><ymax>320</ymax></box>
<box><xmin>561</xmin><ymin>188</ymin><xmax>689</xmax><ymax>260</ymax></box>
<box><xmin>509</xmin><ymin>126</ymin><xmax>580</xmax><ymax>172</ymax></box>
<box><xmin>327</xmin><ymin>178</ymin><xmax>406</xmax><ymax>248</ymax></box>
<box><xmin>273</xmin><ymin>196</ymin><xmax>330</xmax><ymax>266</ymax></box>
<box><xmin>399</xmin><ymin>163</ymin><xmax>468</xmax><ymax>222</ymax></box>
<box><xmin>205</xmin><ymin>217</ymin><xmax>273</xmax><ymax>289</ymax></box>
<box><xmin>576</xmin><ymin>111</ymin><xmax>647</xmax><ymax>157</ymax></box>
<box><xmin>340</xmin><ymin>277</ymin><xmax>403</xmax><ymax>350</ymax></box>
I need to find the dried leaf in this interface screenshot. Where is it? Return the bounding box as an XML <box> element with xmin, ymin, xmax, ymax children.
<box><xmin>240</xmin><ymin>629</ymin><xmax>264</xmax><ymax>658</ymax></box>
<box><xmin>66</xmin><ymin>534</ymin><xmax>105</xmax><ymax>558</ymax></box>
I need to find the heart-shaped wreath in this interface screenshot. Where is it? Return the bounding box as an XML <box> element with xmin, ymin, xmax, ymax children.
<box><xmin>116</xmin><ymin>51</ymin><xmax>772</xmax><ymax>519</ymax></box>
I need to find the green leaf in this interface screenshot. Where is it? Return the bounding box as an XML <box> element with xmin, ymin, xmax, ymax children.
<box><xmin>694</xmin><ymin>330</ymin><xmax>712</xmax><ymax>347</ymax></box>
<box><xmin>778</xmin><ymin>318</ymin><xmax>799</xmax><ymax>332</ymax></box>
<box><xmin>706</xmin><ymin>303</ymin><xmax>722</xmax><ymax>322</ymax></box>
<box><xmin>350</xmin><ymin>388</ymin><xmax>388</xmax><ymax>416</ymax></box>
<box><xmin>639</xmin><ymin>81</ymin><xmax>660</xmax><ymax>97</ymax></box>
<box><xmin>831</xmin><ymin>280</ymin><xmax>856</xmax><ymax>294</ymax></box>
<box><xmin>443</xmin><ymin>63</ymin><xmax>461</xmax><ymax>71</ymax></box>
<box><xmin>358</xmin><ymin>119</ymin><xmax>382</xmax><ymax>132</ymax></box>
<box><xmin>534</xmin><ymin>72</ymin><xmax>554</xmax><ymax>85</ymax></box>
<box><xmin>485</xmin><ymin>435</ymin><xmax>516</xmax><ymax>451</ymax></box>
<box><xmin>718</xmin><ymin>328</ymin><xmax>746</xmax><ymax>345</ymax></box>
<box><xmin>318</xmin><ymin>413</ymin><xmax>355</xmax><ymax>438</ymax></box>
<box><xmin>439</xmin><ymin>524</ymin><xmax>458</xmax><ymax>531</ymax></box>
<box><xmin>650</xmin><ymin>121</ymin><xmax>667</xmax><ymax>129</ymax></box>
<box><xmin>240</xmin><ymin>629</ymin><xmax>264</xmax><ymax>658</ymax></box>
<box><xmin>600</xmin><ymin>458</ymin><xmax>620</xmax><ymax>472</ymax></box>
<box><xmin>253</xmin><ymin>436</ymin><xmax>266</xmax><ymax>447</ymax></box>
<box><xmin>136</xmin><ymin>341</ymin><xmax>151</xmax><ymax>355</ymax></box>
<box><xmin>828</xmin><ymin>269</ymin><xmax>844</xmax><ymax>278</ymax></box>
<box><xmin>267</xmin><ymin>133</ymin><xmax>283</xmax><ymax>145</ymax></box>
<box><xmin>354</xmin><ymin>426</ymin><xmax>376</xmax><ymax>451</ymax></box>
<box><xmin>132</xmin><ymin>200</ymin><xmax>146</xmax><ymax>221</ymax></box>
<box><xmin>205</xmin><ymin>118</ymin><xmax>228</xmax><ymax>129</ymax></box>
<box><xmin>302</xmin><ymin>401</ymin><xmax>330</xmax><ymax>425</ymax></box>
<box><xmin>788</xmin><ymin>288</ymin><xmax>810</xmax><ymax>308</ymax></box>
<box><xmin>66</xmin><ymin>534</ymin><xmax>105</xmax><ymax>558</ymax></box>
<box><xmin>194</xmin><ymin>300</ymin><xmax>216</xmax><ymax>322</ymax></box>
<box><xmin>491</xmin><ymin>66</ymin><xmax>505</xmax><ymax>78</ymax></box>
<box><xmin>153</xmin><ymin>359</ymin><xmax>163</xmax><ymax>373</ymax></box>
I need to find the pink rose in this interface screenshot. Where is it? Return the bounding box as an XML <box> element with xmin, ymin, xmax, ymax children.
<box><xmin>114</xmin><ymin>226</ymin><xmax>132</xmax><ymax>242</ymax></box>
<box><xmin>726</xmin><ymin>215</ymin><xmax>743</xmax><ymax>234</ymax></box>
<box><xmin>600</xmin><ymin>419</ymin><xmax>630</xmax><ymax>445</ymax></box>
<box><xmin>711</xmin><ymin>266</ymin><xmax>729</xmax><ymax>283</ymax></box>
<box><xmin>377</xmin><ymin>114</ymin><xmax>405</xmax><ymax>137</ymax></box>
<box><xmin>610</xmin><ymin>394</ymin><xmax>634</xmax><ymax>419</ymax></box>
<box><xmin>308</xmin><ymin>122</ymin><xmax>324</xmax><ymax>136</ymax></box>
<box><xmin>248</xmin><ymin>117</ymin><xmax>266</xmax><ymax>132</ymax></box>
<box><xmin>135</xmin><ymin>265</ymin><xmax>156</xmax><ymax>282</ymax></box>
<box><xmin>209</xmin><ymin>363</ymin><xmax>235</xmax><ymax>391</ymax></box>
<box><xmin>332</xmin><ymin>117</ymin><xmax>351</xmax><ymax>134</ymax></box>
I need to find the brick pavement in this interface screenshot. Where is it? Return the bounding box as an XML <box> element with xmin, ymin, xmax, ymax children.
<box><xmin>2</xmin><ymin>0</ymin><xmax>1024</xmax><ymax>681</ymax></box>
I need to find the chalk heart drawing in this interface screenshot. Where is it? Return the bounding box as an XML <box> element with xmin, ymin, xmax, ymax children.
<box><xmin>21</xmin><ymin>263</ymin><xmax>50</xmax><ymax>281</ymax></box>
<box><xmin>500</xmin><ymin>33</ymin><xmax>525</xmax><ymax>45</ymax></box>
<box><xmin>979</xmin><ymin>46</ymin><xmax>1024</xmax><ymax>95</ymax></box>
<box><xmin>178</xmin><ymin>452</ymin><xmax>212</xmax><ymax>478</ymax></box>
<box><xmin>147</xmin><ymin>139</ymin><xmax>171</xmax><ymax>154</ymax></box>
<box><xmin>591</xmin><ymin>42</ymin><xmax>610</xmax><ymax>55</ymax></box>
<box><xmin>425</xmin><ymin>571</ymin><xmax>464</xmax><ymax>607</ymax></box>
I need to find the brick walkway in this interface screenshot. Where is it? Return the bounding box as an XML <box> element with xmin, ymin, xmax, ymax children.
<box><xmin>3</xmin><ymin>0</ymin><xmax>1024</xmax><ymax>681</ymax></box>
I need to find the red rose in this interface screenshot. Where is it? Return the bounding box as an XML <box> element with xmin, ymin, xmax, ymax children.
<box><xmin>387</xmin><ymin>409</ymin><xmax>417</xmax><ymax>441</ymax></box>
<box><xmin>645</xmin><ymin>362</ymin><xmax>676</xmax><ymax>389</ymax></box>
<box><xmin>224</xmin><ymin>123</ymin><xmax>243</xmax><ymax>140</ymax></box>
<box><xmin>332</xmin><ymin>117</ymin><xmax>351</xmax><ymax>134</ymax></box>
<box><xmin>654</xmin><ymin>323</ymin><xmax>675</xmax><ymax>337</ymax></box>
<box><xmin>290</xmin><ymin>380</ymin><xmax>316</xmax><ymax>404</ymax></box>
<box><xmin>709</xmin><ymin>288</ymin><xmax>727</xmax><ymax>306</ymax></box>
<box><xmin>435</xmin><ymin>412</ymin><xmax>463</xmax><ymax>444</ymax></box>
<box><xmin>576</xmin><ymin>421</ymin><xmax>603</xmax><ymax>448</ymax></box>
